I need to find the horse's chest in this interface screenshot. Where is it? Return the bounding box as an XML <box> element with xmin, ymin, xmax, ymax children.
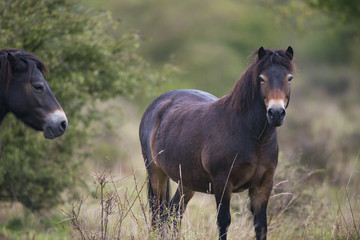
<box><xmin>230</xmin><ymin>149</ymin><xmax>277</xmax><ymax>192</ymax></box>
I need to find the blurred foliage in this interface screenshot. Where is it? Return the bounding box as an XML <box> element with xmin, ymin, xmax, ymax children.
<box><xmin>5</xmin><ymin>217</ymin><xmax>23</xmax><ymax>231</ymax></box>
<box><xmin>86</xmin><ymin>0</ymin><xmax>360</xmax><ymax>185</ymax></box>
<box><xmin>306</xmin><ymin>0</ymin><xmax>360</xmax><ymax>25</ymax></box>
<box><xmin>86</xmin><ymin>0</ymin><xmax>360</xmax><ymax>95</ymax></box>
<box><xmin>0</xmin><ymin>0</ymin><xmax>358</xmax><ymax>214</ymax></box>
<box><xmin>86</xmin><ymin>0</ymin><xmax>296</xmax><ymax>97</ymax></box>
<box><xmin>0</xmin><ymin>0</ymin><xmax>170</xmax><ymax>211</ymax></box>
<box><xmin>301</xmin><ymin>0</ymin><xmax>360</xmax><ymax>64</ymax></box>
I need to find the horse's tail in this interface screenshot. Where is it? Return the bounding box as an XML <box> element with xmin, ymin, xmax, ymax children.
<box><xmin>140</xmin><ymin>97</ymin><xmax>173</xmax><ymax>214</ymax></box>
<box><xmin>147</xmin><ymin>171</ymin><xmax>170</xmax><ymax>212</ymax></box>
<box><xmin>147</xmin><ymin>169</ymin><xmax>155</xmax><ymax>211</ymax></box>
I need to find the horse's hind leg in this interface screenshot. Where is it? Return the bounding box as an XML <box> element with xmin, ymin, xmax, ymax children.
<box><xmin>147</xmin><ymin>163</ymin><xmax>170</xmax><ymax>229</ymax></box>
<box><xmin>169</xmin><ymin>185</ymin><xmax>194</xmax><ymax>230</ymax></box>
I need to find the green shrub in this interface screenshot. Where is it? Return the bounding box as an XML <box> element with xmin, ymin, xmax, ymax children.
<box><xmin>0</xmin><ymin>0</ymin><xmax>169</xmax><ymax>211</ymax></box>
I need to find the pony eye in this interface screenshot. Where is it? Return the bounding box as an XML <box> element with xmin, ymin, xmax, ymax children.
<box><xmin>288</xmin><ymin>76</ymin><xmax>293</xmax><ymax>83</ymax></box>
<box><xmin>259</xmin><ymin>76</ymin><xmax>265</xmax><ymax>84</ymax></box>
<box><xmin>32</xmin><ymin>83</ymin><xmax>45</xmax><ymax>92</ymax></box>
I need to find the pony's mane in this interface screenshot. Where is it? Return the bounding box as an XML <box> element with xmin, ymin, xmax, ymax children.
<box><xmin>222</xmin><ymin>48</ymin><xmax>294</xmax><ymax>113</ymax></box>
<box><xmin>0</xmin><ymin>48</ymin><xmax>47</xmax><ymax>91</ymax></box>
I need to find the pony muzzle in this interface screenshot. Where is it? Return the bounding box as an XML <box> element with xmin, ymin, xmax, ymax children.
<box><xmin>43</xmin><ymin>110</ymin><xmax>68</xmax><ymax>139</ymax></box>
<box><xmin>266</xmin><ymin>99</ymin><xmax>286</xmax><ymax>127</ymax></box>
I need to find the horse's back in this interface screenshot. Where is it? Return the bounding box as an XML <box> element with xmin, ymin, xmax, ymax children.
<box><xmin>153</xmin><ymin>89</ymin><xmax>218</xmax><ymax>104</ymax></box>
<box><xmin>139</xmin><ymin>89</ymin><xmax>217</xmax><ymax>164</ymax></box>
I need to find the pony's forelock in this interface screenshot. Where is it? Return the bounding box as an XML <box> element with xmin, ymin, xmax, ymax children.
<box><xmin>0</xmin><ymin>49</ymin><xmax>48</xmax><ymax>91</ymax></box>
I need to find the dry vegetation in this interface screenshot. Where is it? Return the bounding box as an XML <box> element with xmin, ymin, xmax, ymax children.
<box><xmin>61</xmin><ymin>99</ymin><xmax>359</xmax><ymax>240</ymax></box>
<box><xmin>0</xmin><ymin>95</ymin><xmax>358</xmax><ymax>240</ymax></box>
<box><xmin>63</xmin><ymin>158</ymin><xmax>359</xmax><ymax>240</ymax></box>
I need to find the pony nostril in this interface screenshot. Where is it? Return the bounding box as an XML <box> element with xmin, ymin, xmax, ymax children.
<box><xmin>60</xmin><ymin>120</ymin><xmax>67</xmax><ymax>131</ymax></box>
<box><xmin>280</xmin><ymin>109</ymin><xmax>286</xmax><ymax>118</ymax></box>
<box><xmin>268</xmin><ymin>108</ymin><xmax>275</xmax><ymax>119</ymax></box>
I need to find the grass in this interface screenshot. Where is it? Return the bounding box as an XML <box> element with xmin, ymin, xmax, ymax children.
<box><xmin>61</xmin><ymin>99</ymin><xmax>359</xmax><ymax>239</ymax></box>
<box><xmin>0</xmin><ymin>203</ymin><xmax>72</xmax><ymax>240</ymax></box>
<box><xmin>59</xmin><ymin>155</ymin><xmax>359</xmax><ymax>240</ymax></box>
<box><xmin>0</xmin><ymin>98</ymin><xmax>359</xmax><ymax>240</ymax></box>
<box><xmin>57</xmin><ymin>129</ymin><xmax>359</xmax><ymax>240</ymax></box>
<box><xmin>1</xmin><ymin>174</ymin><xmax>358</xmax><ymax>239</ymax></box>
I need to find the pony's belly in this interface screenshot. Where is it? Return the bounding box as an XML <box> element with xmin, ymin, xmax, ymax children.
<box><xmin>180</xmin><ymin>176</ymin><xmax>214</xmax><ymax>193</ymax></box>
<box><xmin>156</xmin><ymin>158</ymin><xmax>213</xmax><ymax>193</ymax></box>
<box><xmin>167</xmin><ymin>169</ymin><xmax>213</xmax><ymax>193</ymax></box>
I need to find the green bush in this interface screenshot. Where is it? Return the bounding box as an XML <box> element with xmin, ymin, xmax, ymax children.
<box><xmin>0</xmin><ymin>0</ymin><xmax>169</xmax><ymax>211</ymax></box>
<box><xmin>5</xmin><ymin>217</ymin><xmax>23</xmax><ymax>231</ymax></box>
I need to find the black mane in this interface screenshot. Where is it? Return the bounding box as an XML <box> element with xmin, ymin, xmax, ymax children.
<box><xmin>0</xmin><ymin>49</ymin><xmax>48</xmax><ymax>91</ymax></box>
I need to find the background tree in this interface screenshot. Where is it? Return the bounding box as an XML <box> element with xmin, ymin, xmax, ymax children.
<box><xmin>86</xmin><ymin>0</ymin><xmax>360</xmax><ymax>183</ymax></box>
<box><xmin>306</xmin><ymin>0</ymin><xmax>360</xmax><ymax>25</ymax></box>
<box><xmin>0</xmin><ymin>0</ymin><xmax>169</xmax><ymax>211</ymax></box>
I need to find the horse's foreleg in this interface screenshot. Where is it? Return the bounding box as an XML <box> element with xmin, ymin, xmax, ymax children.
<box><xmin>249</xmin><ymin>170</ymin><xmax>274</xmax><ymax>240</ymax></box>
<box><xmin>214</xmin><ymin>182</ymin><xmax>232</xmax><ymax>240</ymax></box>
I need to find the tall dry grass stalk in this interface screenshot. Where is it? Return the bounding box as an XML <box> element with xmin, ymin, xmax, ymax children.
<box><xmin>61</xmin><ymin>153</ymin><xmax>359</xmax><ymax>240</ymax></box>
<box><xmin>331</xmin><ymin>154</ymin><xmax>360</xmax><ymax>240</ymax></box>
<box><xmin>60</xmin><ymin>164</ymin><xmax>151</xmax><ymax>240</ymax></box>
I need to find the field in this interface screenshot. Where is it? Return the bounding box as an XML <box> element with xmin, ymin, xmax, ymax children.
<box><xmin>1</xmin><ymin>97</ymin><xmax>358</xmax><ymax>240</ymax></box>
<box><xmin>63</xmin><ymin>98</ymin><xmax>360</xmax><ymax>240</ymax></box>
<box><xmin>0</xmin><ymin>1</ymin><xmax>359</xmax><ymax>239</ymax></box>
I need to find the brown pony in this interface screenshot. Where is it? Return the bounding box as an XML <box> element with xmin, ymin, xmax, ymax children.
<box><xmin>139</xmin><ymin>46</ymin><xmax>294</xmax><ymax>240</ymax></box>
<box><xmin>0</xmin><ymin>49</ymin><xmax>67</xmax><ymax>156</ymax></box>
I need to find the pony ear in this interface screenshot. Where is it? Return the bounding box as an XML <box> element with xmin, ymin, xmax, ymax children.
<box><xmin>286</xmin><ymin>46</ymin><xmax>293</xmax><ymax>61</ymax></box>
<box><xmin>258</xmin><ymin>46</ymin><xmax>266</xmax><ymax>59</ymax></box>
<box><xmin>7</xmin><ymin>52</ymin><xmax>26</xmax><ymax>70</ymax></box>
<box><xmin>7</xmin><ymin>53</ymin><xmax>18</xmax><ymax>66</ymax></box>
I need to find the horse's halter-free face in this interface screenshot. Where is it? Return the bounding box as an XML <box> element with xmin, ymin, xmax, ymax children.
<box><xmin>257</xmin><ymin>47</ymin><xmax>294</xmax><ymax>127</ymax></box>
<box><xmin>4</xmin><ymin>53</ymin><xmax>68</xmax><ymax>139</ymax></box>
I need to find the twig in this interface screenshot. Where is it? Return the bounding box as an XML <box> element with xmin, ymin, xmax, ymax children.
<box><xmin>336</xmin><ymin>193</ymin><xmax>353</xmax><ymax>239</ymax></box>
<box><xmin>346</xmin><ymin>151</ymin><xmax>359</xmax><ymax>189</ymax></box>
<box><xmin>345</xmin><ymin>188</ymin><xmax>360</xmax><ymax>238</ymax></box>
<box><xmin>269</xmin><ymin>194</ymin><xmax>296</xmax><ymax>227</ymax></box>
<box><xmin>130</xmin><ymin>159</ymin><xmax>149</xmax><ymax>230</ymax></box>
<box><xmin>60</xmin><ymin>197</ymin><xmax>89</xmax><ymax>240</ymax></box>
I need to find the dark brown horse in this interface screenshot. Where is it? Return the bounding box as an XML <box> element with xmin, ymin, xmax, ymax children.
<box><xmin>139</xmin><ymin>46</ymin><xmax>294</xmax><ymax>240</ymax></box>
<box><xmin>0</xmin><ymin>49</ymin><xmax>67</xmax><ymax>155</ymax></box>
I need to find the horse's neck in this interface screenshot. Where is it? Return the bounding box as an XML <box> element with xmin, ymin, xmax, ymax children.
<box><xmin>240</xmin><ymin>95</ymin><xmax>276</xmax><ymax>141</ymax></box>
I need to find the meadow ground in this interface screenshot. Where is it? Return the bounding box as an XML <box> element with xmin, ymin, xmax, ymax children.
<box><xmin>0</xmin><ymin>98</ymin><xmax>359</xmax><ymax>240</ymax></box>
